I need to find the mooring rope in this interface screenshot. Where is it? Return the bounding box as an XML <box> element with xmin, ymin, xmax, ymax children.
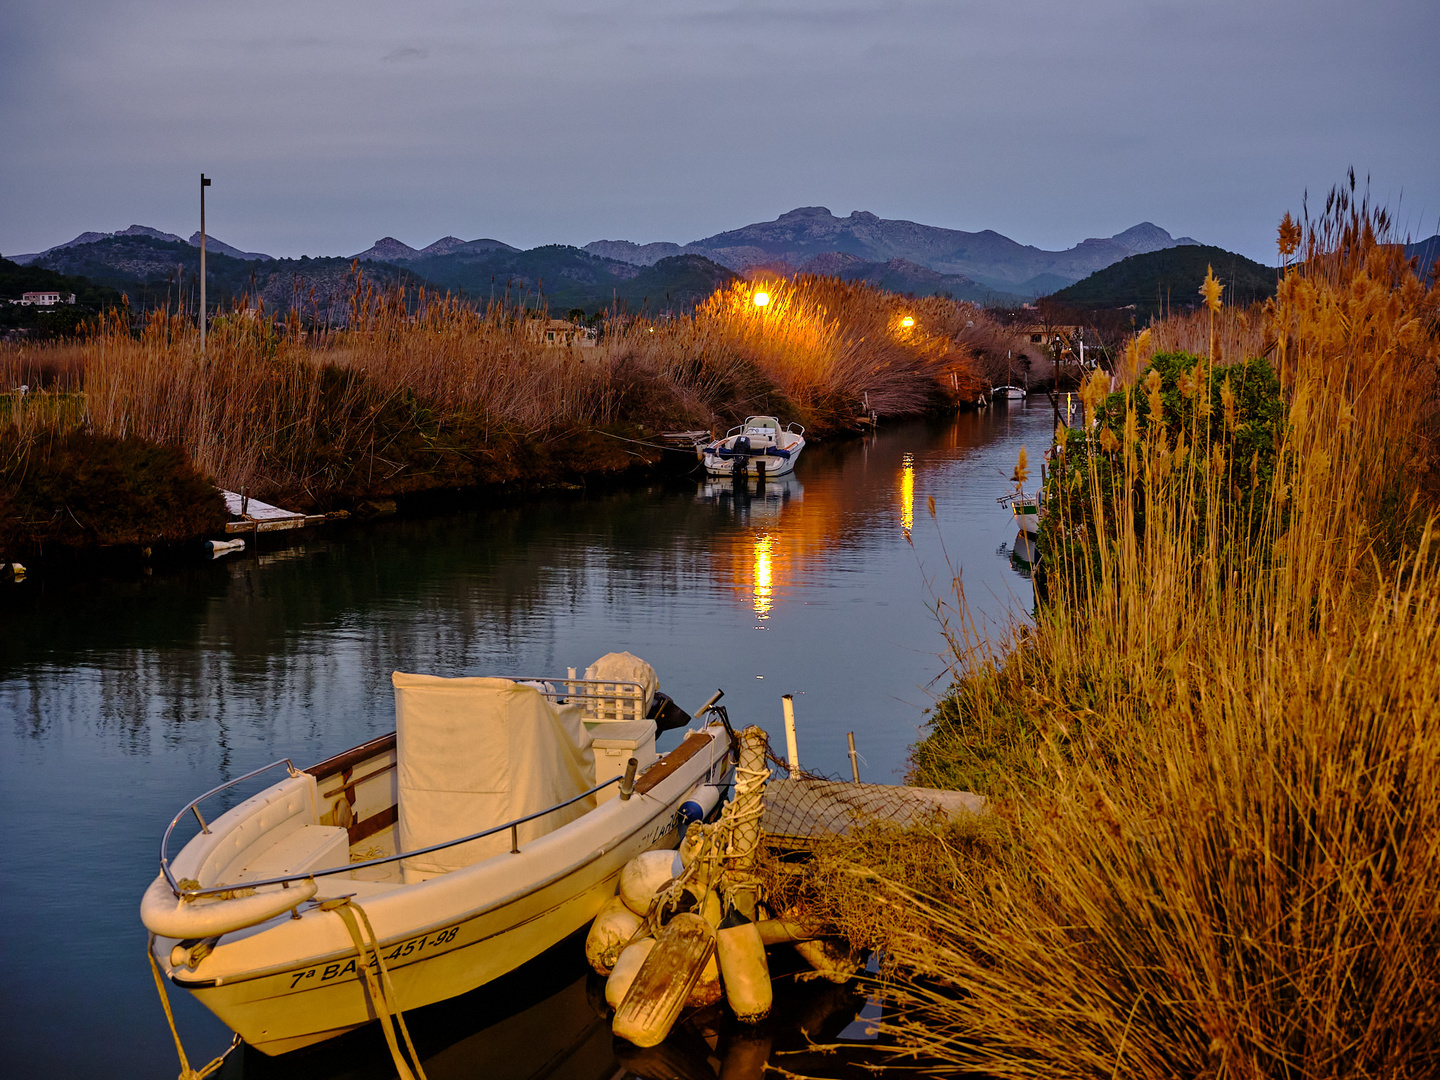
<box><xmin>322</xmin><ymin>897</ymin><xmax>429</xmax><ymax>1080</ymax></box>
<box><xmin>146</xmin><ymin>936</ymin><xmax>238</xmax><ymax>1080</ymax></box>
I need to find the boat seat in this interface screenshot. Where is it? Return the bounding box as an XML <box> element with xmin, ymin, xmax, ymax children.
<box><xmin>230</xmin><ymin>824</ymin><xmax>350</xmax><ymax>883</ymax></box>
<box><xmin>588</xmin><ymin>718</ymin><xmax>657</xmax><ymax>803</ymax></box>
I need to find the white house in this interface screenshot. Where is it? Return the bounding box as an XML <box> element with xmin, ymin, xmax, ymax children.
<box><xmin>534</xmin><ymin>318</ymin><xmax>597</xmax><ymax>348</ymax></box>
<box><xmin>18</xmin><ymin>291</ymin><xmax>74</xmax><ymax>306</ymax></box>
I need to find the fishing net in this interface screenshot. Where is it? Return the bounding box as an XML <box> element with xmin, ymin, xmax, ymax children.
<box><xmin>751</xmin><ymin>733</ymin><xmax>1004</xmax><ymax>955</ymax></box>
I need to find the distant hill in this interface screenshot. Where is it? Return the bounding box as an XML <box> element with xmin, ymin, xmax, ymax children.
<box><xmin>187</xmin><ymin>232</ymin><xmax>273</xmax><ymax>261</ymax></box>
<box><xmin>0</xmin><ymin>255</ymin><xmax>123</xmax><ymax>335</ymax></box>
<box><xmin>589</xmin><ymin>207</ymin><xmax>1203</xmax><ymax>293</ymax></box>
<box><xmin>30</xmin><ymin>234</ymin><xmax>410</xmax><ymax>323</ymax></box>
<box><xmin>24</xmin><ymin>232</ymin><xmax>737</xmax><ymax>320</ymax></box>
<box><xmin>352</xmin><ymin>235</ymin><xmax>519</xmax><ymax>261</ymax></box>
<box><xmin>402</xmin><ymin>244</ymin><xmax>736</xmax><ymax>313</ymax></box>
<box><xmin>9</xmin><ymin>225</ymin><xmax>273</xmax><ymax>265</ymax></box>
<box><xmin>1408</xmin><ymin>234</ymin><xmax>1440</xmax><ymax>282</ymax></box>
<box><xmin>0</xmin><ymin>255</ymin><xmax>122</xmax><ymax>305</ymax></box>
<box><xmin>1050</xmin><ymin>244</ymin><xmax>1277</xmax><ymax>317</ymax></box>
<box><xmin>794</xmin><ymin>251</ymin><xmax>1019</xmax><ymax>302</ymax></box>
<box><xmin>583</xmin><ymin>239</ymin><xmax>685</xmax><ymax>266</ymax></box>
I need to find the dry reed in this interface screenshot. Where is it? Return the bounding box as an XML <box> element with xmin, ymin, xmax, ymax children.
<box><xmin>3</xmin><ymin>273</ymin><xmax>995</xmax><ymax>509</ymax></box>
<box><xmin>854</xmin><ymin>188</ymin><xmax>1440</xmax><ymax>1079</ymax></box>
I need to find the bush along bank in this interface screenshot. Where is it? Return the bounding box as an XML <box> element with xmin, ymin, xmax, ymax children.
<box><xmin>815</xmin><ymin>191</ymin><xmax>1440</xmax><ymax>1079</ymax></box>
<box><xmin>0</xmin><ymin>427</ymin><xmax>228</xmax><ymax>564</ymax></box>
<box><xmin>0</xmin><ymin>412</ymin><xmax>680</xmax><ymax>569</ymax></box>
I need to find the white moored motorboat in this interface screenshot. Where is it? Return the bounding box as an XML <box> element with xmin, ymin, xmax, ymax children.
<box><xmin>999</xmin><ymin>489</ymin><xmax>1041</xmax><ymax>536</ymax></box>
<box><xmin>141</xmin><ymin>653</ymin><xmax>734</xmax><ymax>1056</ymax></box>
<box><xmin>702</xmin><ymin>416</ymin><xmax>805</xmax><ymax>478</ymax></box>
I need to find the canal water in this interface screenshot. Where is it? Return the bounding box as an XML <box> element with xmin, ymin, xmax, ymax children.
<box><xmin>0</xmin><ymin>399</ymin><xmax>1056</xmax><ymax>1078</ymax></box>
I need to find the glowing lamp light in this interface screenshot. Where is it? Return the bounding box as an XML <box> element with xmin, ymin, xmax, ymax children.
<box><xmin>752</xmin><ymin>291</ymin><xmax>771</xmax><ymax>308</ymax></box>
<box><xmin>899</xmin><ymin>315</ymin><xmax>915</xmax><ymax>329</ymax></box>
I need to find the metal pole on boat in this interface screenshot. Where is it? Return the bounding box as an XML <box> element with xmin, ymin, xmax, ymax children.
<box><xmin>847</xmin><ymin>732</ymin><xmax>860</xmax><ymax>783</ymax></box>
<box><xmin>692</xmin><ymin>689</ymin><xmax>724</xmax><ymax>718</ymax></box>
<box><xmin>619</xmin><ymin>757</ymin><xmax>638</xmax><ymax>800</ymax></box>
<box><xmin>782</xmin><ymin>694</ymin><xmax>800</xmax><ymax>774</ymax></box>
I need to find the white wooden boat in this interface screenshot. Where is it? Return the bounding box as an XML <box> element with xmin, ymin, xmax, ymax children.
<box><xmin>140</xmin><ymin>654</ymin><xmax>734</xmax><ymax>1056</ymax></box>
<box><xmin>991</xmin><ymin>384</ymin><xmax>1027</xmax><ymax>401</ymax></box>
<box><xmin>999</xmin><ymin>490</ymin><xmax>1040</xmax><ymax>535</ymax></box>
<box><xmin>702</xmin><ymin>416</ymin><xmax>805</xmax><ymax>477</ymax></box>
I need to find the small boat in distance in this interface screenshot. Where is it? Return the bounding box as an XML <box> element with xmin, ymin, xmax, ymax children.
<box><xmin>702</xmin><ymin>416</ymin><xmax>805</xmax><ymax>478</ymax></box>
<box><xmin>999</xmin><ymin>489</ymin><xmax>1040</xmax><ymax>536</ymax></box>
<box><xmin>991</xmin><ymin>384</ymin><xmax>1027</xmax><ymax>400</ymax></box>
<box><xmin>141</xmin><ymin>654</ymin><xmax>734</xmax><ymax>1056</ymax></box>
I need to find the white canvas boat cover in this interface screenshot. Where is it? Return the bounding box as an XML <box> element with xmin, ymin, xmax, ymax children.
<box><xmin>393</xmin><ymin>673</ymin><xmax>597</xmax><ymax>882</ymax></box>
<box><xmin>583</xmin><ymin>652</ymin><xmax>659</xmax><ymax>714</ymax></box>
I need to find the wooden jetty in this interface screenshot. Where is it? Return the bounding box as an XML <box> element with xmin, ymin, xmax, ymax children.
<box><xmin>761</xmin><ymin>778</ymin><xmax>986</xmax><ymax>850</ymax></box>
<box><xmin>222</xmin><ymin>491</ymin><xmax>326</xmax><ymax>535</ymax></box>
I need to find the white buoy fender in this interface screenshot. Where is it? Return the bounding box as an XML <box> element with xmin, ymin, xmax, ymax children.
<box><xmin>140</xmin><ymin>874</ymin><xmax>317</xmax><ymax>939</ymax></box>
<box><xmin>585</xmin><ymin>895</ymin><xmax>645</xmax><ymax>975</ymax></box>
<box><xmin>605</xmin><ymin>937</ymin><xmax>656</xmax><ymax>1010</ymax></box>
<box><xmin>717</xmin><ymin>911</ymin><xmax>773</xmax><ymax>1022</ymax></box>
<box><xmin>685</xmin><ymin>953</ymin><xmax>722</xmax><ymax>1009</ymax></box>
<box><xmin>792</xmin><ymin>937</ymin><xmax>862</xmax><ymax>984</ymax></box>
<box><xmin>612</xmin><ymin>912</ymin><xmax>716</xmax><ymax>1048</ymax></box>
<box><xmin>618</xmin><ymin>850</ymin><xmax>683</xmax><ymax>916</ymax></box>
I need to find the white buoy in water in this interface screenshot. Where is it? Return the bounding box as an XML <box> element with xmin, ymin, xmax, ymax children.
<box><xmin>205</xmin><ymin>538</ymin><xmax>246</xmax><ymax>557</ymax></box>
<box><xmin>585</xmin><ymin>895</ymin><xmax>645</xmax><ymax>974</ymax></box>
<box><xmin>618</xmin><ymin>850</ymin><xmax>683</xmax><ymax>916</ymax></box>
<box><xmin>605</xmin><ymin>936</ymin><xmax>656</xmax><ymax>1010</ymax></box>
<box><xmin>613</xmin><ymin>912</ymin><xmax>716</xmax><ymax>1047</ymax></box>
<box><xmin>717</xmin><ymin>909</ymin><xmax>773</xmax><ymax>1022</ymax></box>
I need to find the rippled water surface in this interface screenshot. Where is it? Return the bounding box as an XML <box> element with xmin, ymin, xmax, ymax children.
<box><xmin>0</xmin><ymin>401</ymin><xmax>1055</xmax><ymax>1077</ymax></box>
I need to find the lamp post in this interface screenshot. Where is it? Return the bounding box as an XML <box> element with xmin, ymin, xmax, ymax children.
<box><xmin>199</xmin><ymin>173</ymin><xmax>211</xmax><ymax>358</ymax></box>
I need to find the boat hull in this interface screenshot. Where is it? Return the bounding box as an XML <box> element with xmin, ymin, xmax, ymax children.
<box><xmin>702</xmin><ymin>450</ymin><xmax>800</xmax><ymax>478</ymax></box>
<box><xmin>157</xmin><ymin>729</ymin><xmax>730</xmax><ymax>1055</ymax></box>
<box><xmin>1013</xmin><ymin>504</ymin><xmax>1039</xmax><ymax>535</ymax></box>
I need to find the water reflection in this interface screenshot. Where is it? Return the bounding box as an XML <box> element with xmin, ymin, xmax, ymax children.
<box><xmin>222</xmin><ymin>930</ymin><xmax>878</xmax><ymax>1080</ymax></box>
<box><xmin>899</xmin><ymin>453</ymin><xmax>915</xmax><ymax>536</ymax></box>
<box><xmin>0</xmin><ymin>402</ymin><xmax>1059</xmax><ymax>1077</ymax></box>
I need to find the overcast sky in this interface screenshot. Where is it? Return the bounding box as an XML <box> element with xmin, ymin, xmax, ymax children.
<box><xmin>2</xmin><ymin>0</ymin><xmax>1436</xmax><ymax>264</ymax></box>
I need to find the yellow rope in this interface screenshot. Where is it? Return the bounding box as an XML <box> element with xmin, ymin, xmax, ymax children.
<box><xmin>146</xmin><ymin>937</ymin><xmax>233</xmax><ymax>1080</ymax></box>
<box><xmin>323</xmin><ymin>898</ymin><xmax>428</xmax><ymax>1080</ymax></box>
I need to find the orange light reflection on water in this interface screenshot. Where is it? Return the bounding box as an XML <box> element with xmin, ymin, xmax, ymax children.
<box><xmin>752</xmin><ymin>532</ymin><xmax>775</xmax><ymax>618</ymax></box>
<box><xmin>900</xmin><ymin>454</ymin><xmax>915</xmax><ymax>534</ymax></box>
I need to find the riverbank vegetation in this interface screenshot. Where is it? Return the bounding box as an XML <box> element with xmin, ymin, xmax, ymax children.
<box><xmin>0</xmin><ymin>275</ymin><xmax>1014</xmax><ymax>561</ymax></box>
<box><xmin>808</xmin><ymin>185</ymin><xmax>1440</xmax><ymax>1077</ymax></box>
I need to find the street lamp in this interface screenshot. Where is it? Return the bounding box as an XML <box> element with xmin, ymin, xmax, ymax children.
<box><xmin>899</xmin><ymin>315</ymin><xmax>915</xmax><ymax>329</ymax></box>
<box><xmin>752</xmin><ymin>291</ymin><xmax>770</xmax><ymax>308</ymax></box>
<box><xmin>199</xmin><ymin>173</ymin><xmax>211</xmax><ymax>358</ymax></box>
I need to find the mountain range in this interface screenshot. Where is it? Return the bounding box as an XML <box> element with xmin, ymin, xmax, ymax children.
<box><xmin>8</xmin><ymin>208</ymin><xmax>1205</xmax><ymax>302</ymax></box>
<box><xmin>583</xmin><ymin>207</ymin><xmax>1203</xmax><ymax>293</ymax></box>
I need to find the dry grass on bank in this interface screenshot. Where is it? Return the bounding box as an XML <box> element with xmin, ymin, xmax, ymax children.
<box><xmin>1</xmin><ymin>275</ymin><xmax>1000</xmax><ymax>509</ymax></box>
<box><xmin>856</xmin><ymin>187</ymin><xmax>1440</xmax><ymax>1079</ymax></box>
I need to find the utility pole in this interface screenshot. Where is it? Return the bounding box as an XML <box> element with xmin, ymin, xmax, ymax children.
<box><xmin>200</xmin><ymin>173</ymin><xmax>211</xmax><ymax>358</ymax></box>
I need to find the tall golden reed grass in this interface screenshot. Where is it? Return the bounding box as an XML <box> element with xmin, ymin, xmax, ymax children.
<box><xmin>877</xmin><ymin>187</ymin><xmax>1440</xmax><ymax>1078</ymax></box>
<box><xmin>1</xmin><ymin>273</ymin><xmax>996</xmax><ymax>507</ymax></box>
